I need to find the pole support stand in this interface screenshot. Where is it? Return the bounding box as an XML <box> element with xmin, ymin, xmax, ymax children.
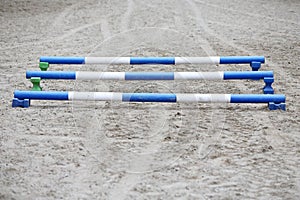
<box><xmin>12</xmin><ymin>98</ymin><xmax>30</xmax><ymax>108</ymax></box>
<box><xmin>39</xmin><ymin>62</ymin><xmax>49</xmax><ymax>71</ymax></box>
<box><xmin>250</xmin><ymin>61</ymin><xmax>261</xmax><ymax>71</ymax></box>
<box><xmin>31</xmin><ymin>77</ymin><xmax>42</xmax><ymax>91</ymax></box>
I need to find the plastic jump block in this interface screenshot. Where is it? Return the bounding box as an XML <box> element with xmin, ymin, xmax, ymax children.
<box><xmin>12</xmin><ymin>98</ymin><xmax>30</xmax><ymax>108</ymax></box>
<box><xmin>30</xmin><ymin>77</ymin><xmax>42</xmax><ymax>91</ymax></box>
<box><xmin>39</xmin><ymin>62</ymin><xmax>49</xmax><ymax>71</ymax></box>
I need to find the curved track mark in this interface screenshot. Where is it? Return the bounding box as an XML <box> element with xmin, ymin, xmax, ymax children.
<box><xmin>195</xmin><ymin>0</ymin><xmax>298</xmax><ymax>25</ymax></box>
<box><xmin>121</xmin><ymin>0</ymin><xmax>135</xmax><ymax>31</ymax></box>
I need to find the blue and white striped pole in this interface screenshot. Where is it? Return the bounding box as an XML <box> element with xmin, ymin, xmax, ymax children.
<box><xmin>26</xmin><ymin>71</ymin><xmax>274</xmax><ymax>94</ymax></box>
<box><xmin>40</xmin><ymin>56</ymin><xmax>265</xmax><ymax>65</ymax></box>
<box><xmin>26</xmin><ymin>71</ymin><xmax>273</xmax><ymax>80</ymax></box>
<box><xmin>12</xmin><ymin>91</ymin><xmax>285</xmax><ymax>110</ymax></box>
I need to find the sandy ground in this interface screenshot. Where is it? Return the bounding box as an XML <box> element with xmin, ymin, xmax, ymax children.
<box><xmin>0</xmin><ymin>0</ymin><xmax>299</xmax><ymax>199</ymax></box>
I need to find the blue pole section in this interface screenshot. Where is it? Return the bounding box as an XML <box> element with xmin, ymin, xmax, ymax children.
<box><xmin>220</xmin><ymin>56</ymin><xmax>265</xmax><ymax>64</ymax></box>
<box><xmin>130</xmin><ymin>57</ymin><xmax>175</xmax><ymax>64</ymax></box>
<box><xmin>230</xmin><ymin>94</ymin><xmax>285</xmax><ymax>103</ymax></box>
<box><xmin>14</xmin><ymin>90</ymin><xmax>69</xmax><ymax>100</ymax></box>
<box><xmin>40</xmin><ymin>56</ymin><xmax>85</xmax><ymax>64</ymax></box>
<box><xmin>26</xmin><ymin>71</ymin><xmax>76</xmax><ymax>79</ymax></box>
<box><xmin>122</xmin><ymin>93</ymin><xmax>177</xmax><ymax>102</ymax></box>
<box><xmin>223</xmin><ymin>71</ymin><xmax>273</xmax><ymax>79</ymax></box>
<box><xmin>125</xmin><ymin>72</ymin><xmax>174</xmax><ymax>80</ymax></box>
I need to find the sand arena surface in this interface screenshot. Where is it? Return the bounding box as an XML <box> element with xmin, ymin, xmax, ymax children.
<box><xmin>0</xmin><ymin>0</ymin><xmax>299</xmax><ymax>199</ymax></box>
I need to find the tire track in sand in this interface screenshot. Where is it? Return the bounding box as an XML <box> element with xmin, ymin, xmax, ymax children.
<box><xmin>120</xmin><ymin>0</ymin><xmax>135</xmax><ymax>31</ymax></box>
<box><xmin>105</xmin><ymin>0</ymin><xmax>209</xmax><ymax>199</ymax></box>
<box><xmin>180</xmin><ymin>2</ymin><xmax>297</xmax><ymax>198</ymax></box>
<box><xmin>100</xmin><ymin>17</ymin><xmax>112</xmax><ymax>40</ymax></box>
<box><xmin>185</xmin><ymin>0</ymin><xmax>289</xmax><ymax>158</ymax></box>
<box><xmin>194</xmin><ymin>0</ymin><xmax>299</xmax><ymax>25</ymax></box>
<box><xmin>0</xmin><ymin>1</ymin><xmax>105</xmax><ymax>51</ymax></box>
<box><xmin>179</xmin><ymin>0</ymin><xmax>229</xmax><ymax>162</ymax></box>
<box><xmin>104</xmin><ymin>0</ymin><xmax>169</xmax><ymax>199</ymax></box>
<box><xmin>108</xmin><ymin>111</ymin><xmax>171</xmax><ymax>200</ymax></box>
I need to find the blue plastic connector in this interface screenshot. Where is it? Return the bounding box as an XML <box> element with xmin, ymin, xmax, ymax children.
<box><xmin>268</xmin><ymin>102</ymin><xmax>286</xmax><ymax>111</ymax></box>
<box><xmin>263</xmin><ymin>77</ymin><xmax>274</xmax><ymax>94</ymax></box>
<box><xmin>12</xmin><ymin>98</ymin><xmax>30</xmax><ymax>108</ymax></box>
<box><xmin>250</xmin><ymin>61</ymin><xmax>261</xmax><ymax>71</ymax></box>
